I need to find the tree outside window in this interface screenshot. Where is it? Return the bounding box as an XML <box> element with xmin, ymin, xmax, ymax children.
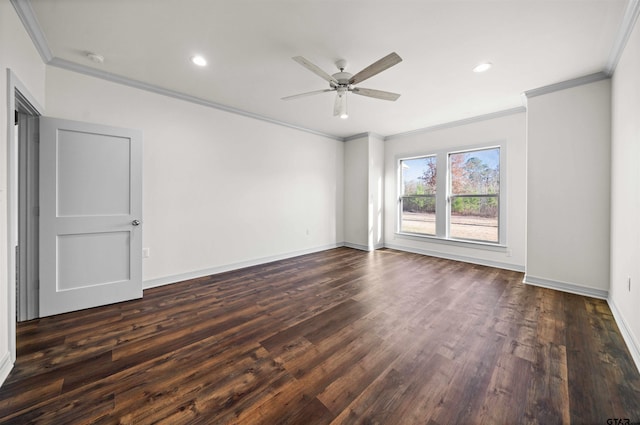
<box><xmin>448</xmin><ymin>147</ymin><xmax>499</xmax><ymax>242</ymax></box>
<box><xmin>400</xmin><ymin>156</ymin><xmax>436</xmax><ymax>235</ymax></box>
<box><xmin>398</xmin><ymin>146</ymin><xmax>501</xmax><ymax>244</ymax></box>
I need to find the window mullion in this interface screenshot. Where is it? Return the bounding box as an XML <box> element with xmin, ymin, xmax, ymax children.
<box><xmin>435</xmin><ymin>151</ymin><xmax>448</xmax><ymax>238</ymax></box>
<box><xmin>397</xmin><ymin>144</ymin><xmax>504</xmax><ymax>246</ymax></box>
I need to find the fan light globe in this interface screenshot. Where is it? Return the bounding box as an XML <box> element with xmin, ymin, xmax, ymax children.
<box><xmin>337</xmin><ymin>89</ymin><xmax>348</xmax><ymax>119</ymax></box>
<box><xmin>282</xmin><ymin>52</ymin><xmax>402</xmax><ymax>118</ymax></box>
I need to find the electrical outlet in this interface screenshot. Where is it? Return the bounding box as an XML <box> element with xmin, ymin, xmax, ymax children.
<box><xmin>143</xmin><ymin>248</ymin><xmax>150</xmax><ymax>258</ymax></box>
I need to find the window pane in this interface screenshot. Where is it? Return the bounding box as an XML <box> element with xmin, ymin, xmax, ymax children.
<box><xmin>398</xmin><ymin>147</ymin><xmax>502</xmax><ymax>244</ymax></box>
<box><xmin>450</xmin><ymin>196</ymin><xmax>498</xmax><ymax>242</ymax></box>
<box><xmin>449</xmin><ymin>147</ymin><xmax>500</xmax><ymax>243</ymax></box>
<box><xmin>401</xmin><ymin>156</ymin><xmax>437</xmax><ymax>195</ymax></box>
<box><xmin>400</xmin><ymin>156</ymin><xmax>437</xmax><ymax>235</ymax></box>
<box><xmin>449</xmin><ymin>148</ymin><xmax>499</xmax><ymax>195</ymax></box>
<box><xmin>401</xmin><ymin>196</ymin><xmax>436</xmax><ymax>235</ymax></box>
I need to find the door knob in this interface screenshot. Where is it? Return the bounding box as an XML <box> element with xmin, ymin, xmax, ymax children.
<box><xmin>132</xmin><ymin>220</ymin><xmax>141</xmax><ymax>226</ymax></box>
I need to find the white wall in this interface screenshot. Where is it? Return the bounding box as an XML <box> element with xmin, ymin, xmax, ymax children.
<box><xmin>369</xmin><ymin>135</ymin><xmax>384</xmax><ymax>250</ymax></box>
<box><xmin>4</xmin><ymin>0</ymin><xmax>636</xmax><ymax>387</ymax></box>
<box><xmin>0</xmin><ymin>0</ymin><xmax>46</xmax><ymax>383</ymax></box>
<box><xmin>343</xmin><ymin>136</ymin><xmax>369</xmax><ymax>250</ymax></box>
<box><xmin>525</xmin><ymin>79</ymin><xmax>611</xmax><ymax>298</ymax></box>
<box><xmin>44</xmin><ymin>67</ymin><xmax>344</xmax><ymax>286</ymax></box>
<box><xmin>343</xmin><ymin>133</ymin><xmax>385</xmax><ymax>251</ymax></box>
<box><xmin>384</xmin><ymin>112</ymin><xmax>527</xmax><ymax>270</ymax></box>
<box><xmin>610</xmin><ymin>15</ymin><xmax>640</xmax><ymax>369</ymax></box>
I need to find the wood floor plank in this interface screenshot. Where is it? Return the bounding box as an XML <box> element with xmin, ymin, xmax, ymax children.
<box><xmin>1</xmin><ymin>247</ymin><xmax>639</xmax><ymax>424</ymax></box>
<box><xmin>316</xmin><ymin>341</ymin><xmax>399</xmax><ymax>415</ymax></box>
<box><xmin>524</xmin><ymin>341</ymin><xmax>570</xmax><ymax>425</ymax></box>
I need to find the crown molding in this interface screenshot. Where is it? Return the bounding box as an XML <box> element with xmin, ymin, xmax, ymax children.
<box><xmin>10</xmin><ymin>0</ymin><xmax>52</xmax><ymax>62</ymax></box>
<box><xmin>343</xmin><ymin>132</ymin><xmax>384</xmax><ymax>142</ymax></box>
<box><xmin>384</xmin><ymin>107</ymin><xmax>526</xmax><ymax>141</ymax></box>
<box><xmin>523</xmin><ymin>72</ymin><xmax>610</xmax><ymax>99</ymax></box>
<box><xmin>12</xmin><ymin>0</ymin><xmax>636</xmax><ymax>143</ymax></box>
<box><xmin>48</xmin><ymin>58</ymin><xmax>343</xmax><ymax>141</ymax></box>
<box><xmin>343</xmin><ymin>132</ymin><xmax>369</xmax><ymax>142</ymax></box>
<box><xmin>5</xmin><ymin>0</ymin><xmax>528</xmax><ymax>144</ymax></box>
<box><xmin>10</xmin><ymin>0</ymin><xmax>343</xmax><ymax>142</ymax></box>
<box><xmin>605</xmin><ymin>0</ymin><xmax>640</xmax><ymax>75</ymax></box>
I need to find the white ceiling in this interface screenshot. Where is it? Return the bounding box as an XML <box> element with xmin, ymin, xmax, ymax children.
<box><xmin>25</xmin><ymin>0</ymin><xmax>630</xmax><ymax>139</ymax></box>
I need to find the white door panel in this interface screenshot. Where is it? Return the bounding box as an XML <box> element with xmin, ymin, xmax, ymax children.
<box><xmin>57</xmin><ymin>231</ymin><xmax>130</xmax><ymax>290</ymax></box>
<box><xmin>39</xmin><ymin>117</ymin><xmax>142</xmax><ymax>317</ymax></box>
<box><xmin>57</xmin><ymin>130</ymin><xmax>132</xmax><ymax>216</ymax></box>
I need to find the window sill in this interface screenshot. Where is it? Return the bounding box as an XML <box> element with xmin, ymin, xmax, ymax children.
<box><xmin>395</xmin><ymin>232</ymin><xmax>507</xmax><ymax>252</ymax></box>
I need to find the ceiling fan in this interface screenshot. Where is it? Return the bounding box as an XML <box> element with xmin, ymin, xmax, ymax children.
<box><xmin>282</xmin><ymin>52</ymin><xmax>402</xmax><ymax>119</ymax></box>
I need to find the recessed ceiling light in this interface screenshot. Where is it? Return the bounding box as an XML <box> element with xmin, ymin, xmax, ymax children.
<box><xmin>473</xmin><ymin>62</ymin><xmax>492</xmax><ymax>73</ymax></box>
<box><xmin>191</xmin><ymin>55</ymin><xmax>207</xmax><ymax>67</ymax></box>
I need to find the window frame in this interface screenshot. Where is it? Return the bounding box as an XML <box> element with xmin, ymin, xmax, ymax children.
<box><xmin>399</xmin><ymin>155</ymin><xmax>438</xmax><ymax>236</ymax></box>
<box><xmin>396</xmin><ymin>142</ymin><xmax>507</xmax><ymax>248</ymax></box>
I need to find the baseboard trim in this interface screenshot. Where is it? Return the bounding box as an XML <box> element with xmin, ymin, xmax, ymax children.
<box><xmin>523</xmin><ymin>275</ymin><xmax>608</xmax><ymax>299</ymax></box>
<box><xmin>0</xmin><ymin>351</ymin><xmax>13</xmax><ymax>388</ymax></box>
<box><xmin>143</xmin><ymin>243</ymin><xmax>344</xmax><ymax>289</ymax></box>
<box><xmin>607</xmin><ymin>297</ymin><xmax>640</xmax><ymax>374</ymax></box>
<box><xmin>343</xmin><ymin>242</ymin><xmax>370</xmax><ymax>252</ymax></box>
<box><xmin>384</xmin><ymin>243</ymin><xmax>525</xmax><ymax>272</ymax></box>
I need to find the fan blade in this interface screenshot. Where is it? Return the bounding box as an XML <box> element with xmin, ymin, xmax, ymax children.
<box><xmin>292</xmin><ymin>56</ymin><xmax>339</xmax><ymax>85</ymax></box>
<box><xmin>349</xmin><ymin>52</ymin><xmax>402</xmax><ymax>85</ymax></box>
<box><xmin>281</xmin><ymin>89</ymin><xmax>333</xmax><ymax>101</ymax></box>
<box><xmin>351</xmin><ymin>87</ymin><xmax>401</xmax><ymax>101</ymax></box>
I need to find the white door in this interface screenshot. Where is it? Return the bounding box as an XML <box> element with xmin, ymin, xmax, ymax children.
<box><xmin>39</xmin><ymin>117</ymin><xmax>143</xmax><ymax>317</ymax></box>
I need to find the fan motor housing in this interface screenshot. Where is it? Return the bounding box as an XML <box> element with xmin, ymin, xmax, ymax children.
<box><xmin>284</xmin><ymin>52</ymin><xmax>402</xmax><ymax>107</ymax></box>
<box><xmin>332</xmin><ymin>71</ymin><xmax>352</xmax><ymax>85</ymax></box>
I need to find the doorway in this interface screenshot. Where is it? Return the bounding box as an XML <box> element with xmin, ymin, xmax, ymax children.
<box><xmin>15</xmin><ymin>109</ymin><xmax>39</xmax><ymax>321</ymax></box>
<box><xmin>7</xmin><ymin>70</ymin><xmax>43</xmax><ymax>364</ymax></box>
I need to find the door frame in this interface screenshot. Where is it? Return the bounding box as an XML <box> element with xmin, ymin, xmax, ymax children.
<box><xmin>6</xmin><ymin>69</ymin><xmax>43</xmax><ymax>363</ymax></box>
<box><xmin>17</xmin><ymin>112</ymin><xmax>39</xmax><ymax>321</ymax></box>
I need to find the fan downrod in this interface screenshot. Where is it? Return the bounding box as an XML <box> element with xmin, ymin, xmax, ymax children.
<box><xmin>332</xmin><ymin>59</ymin><xmax>352</xmax><ymax>86</ymax></box>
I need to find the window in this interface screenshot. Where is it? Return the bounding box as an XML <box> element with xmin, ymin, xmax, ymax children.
<box><xmin>448</xmin><ymin>147</ymin><xmax>500</xmax><ymax>243</ymax></box>
<box><xmin>398</xmin><ymin>145</ymin><xmax>503</xmax><ymax>245</ymax></box>
<box><xmin>400</xmin><ymin>156</ymin><xmax>437</xmax><ymax>235</ymax></box>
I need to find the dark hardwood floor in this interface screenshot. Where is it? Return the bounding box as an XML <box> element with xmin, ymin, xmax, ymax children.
<box><xmin>1</xmin><ymin>247</ymin><xmax>639</xmax><ymax>424</ymax></box>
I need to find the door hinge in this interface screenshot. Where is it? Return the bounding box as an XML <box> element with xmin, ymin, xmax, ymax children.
<box><xmin>33</xmin><ymin>206</ymin><xmax>39</xmax><ymax>217</ymax></box>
